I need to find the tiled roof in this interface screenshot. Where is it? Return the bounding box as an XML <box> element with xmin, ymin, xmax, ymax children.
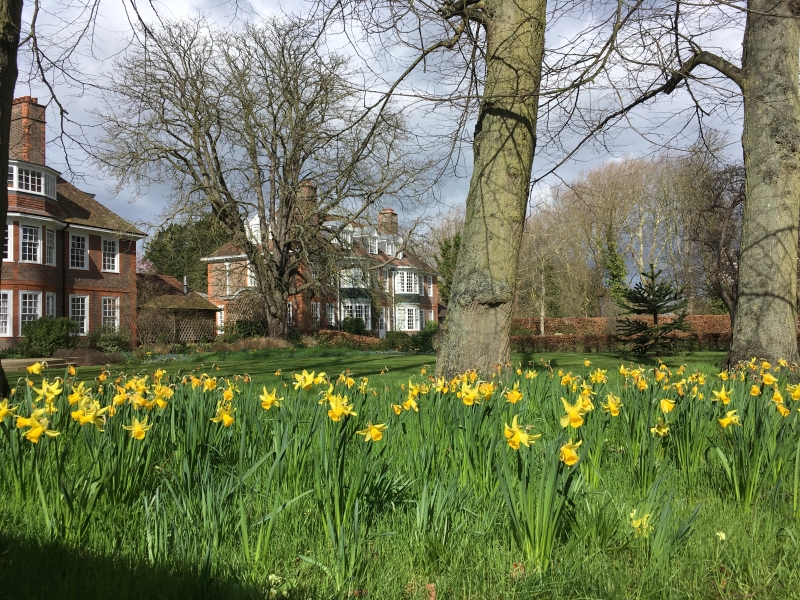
<box><xmin>52</xmin><ymin>179</ymin><xmax>145</xmax><ymax>237</ymax></box>
<box><xmin>202</xmin><ymin>241</ymin><xmax>247</xmax><ymax>260</ymax></box>
<box><xmin>137</xmin><ymin>273</ymin><xmax>220</xmax><ymax>311</ymax></box>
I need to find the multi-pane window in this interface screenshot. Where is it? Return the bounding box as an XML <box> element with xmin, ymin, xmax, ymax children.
<box><xmin>102</xmin><ymin>297</ymin><xmax>119</xmax><ymax>328</ymax></box>
<box><xmin>44</xmin><ymin>174</ymin><xmax>56</xmax><ymax>199</ymax></box>
<box><xmin>368</xmin><ymin>238</ymin><xmax>378</xmax><ymax>254</ymax></box>
<box><xmin>427</xmin><ymin>276</ymin><xmax>433</xmax><ymax>297</ymax></box>
<box><xmin>311</xmin><ymin>302</ymin><xmax>320</xmax><ymax>325</ymax></box>
<box><xmin>46</xmin><ymin>229</ymin><xmax>55</xmax><ymax>265</ymax></box>
<box><xmin>327</xmin><ymin>304</ymin><xmax>335</xmax><ymax>327</ymax></box>
<box><xmin>17</xmin><ymin>168</ymin><xmax>43</xmax><ymax>193</ymax></box>
<box><xmin>407</xmin><ymin>308</ymin><xmax>416</xmax><ymax>331</ymax></box>
<box><xmin>287</xmin><ymin>303</ymin><xmax>293</xmax><ymax>328</ymax></box>
<box><xmin>102</xmin><ymin>239</ymin><xmax>117</xmax><ymax>272</ymax></box>
<box><xmin>70</xmin><ymin>235</ymin><xmax>87</xmax><ymax>269</ymax></box>
<box><xmin>70</xmin><ymin>295</ymin><xmax>88</xmax><ymax>334</ymax></box>
<box><xmin>3</xmin><ymin>224</ymin><xmax>11</xmax><ymax>261</ymax></box>
<box><xmin>20</xmin><ymin>226</ymin><xmax>39</xmax><ymax>262</ymax></box>
<box><xmin>216</xmin><ymin>306</ymin><xmax>225</xmax><ymax>334</ymax></box>
<box><xmin>428</xmin><ymin>309</ymin><xmax>434</xmax><ymax>323</ymax></box>
<box><xmin>20</xmin><ymin>292</ymin><xmax>41</xmax><ymax>329</ymax></box>
<box><xmin>396</xmin><ymin>271</ymin><xmax>418</xmax><ymax>294</ymax></box>
<box><xmin>0</xmin><ymin>292</ymin><xmax>10</xmax><ymax>335</ymax></box>
<box><xmin>7</xmin><ymin>166</ymin><xmax>14</xmax><ymax>187</ymax></box>
<box><xmin>45</xmin><ymin>293</ymin><xmax>56</xmax><ymax>318</ymax></box>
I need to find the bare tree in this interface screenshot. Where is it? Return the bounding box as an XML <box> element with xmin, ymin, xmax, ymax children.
<box><xmin>98</xmin><ymin>16</ymin><xmax>431</xmax><ymax>337</ymax></box>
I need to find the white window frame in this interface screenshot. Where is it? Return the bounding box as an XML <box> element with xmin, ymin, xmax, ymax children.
<box><xmin>287</xmin><ymin>303</ymin><xmax>293</xmax><ymax>328</ymax></box>
<box><xmin>368</xmin><ymin>237</ymin><xmax>378</xmax><ymax>254</ymax></box>
<box><xmin>70</xmin><ymin>234</ymin><xmax>88</xmax><ymax>270</ymax></box>
<box><xmin>45</xmin><ymin>292</ymin><xmax>57</xmax><ymax>318</ymax></box>
<box><xmin>246</xmin><ymin>262</ymin><xmax>256</xmax><ymax>287</ymax></box>
<box><xmin>101</xmin><ymin>238</ymin><xmax>119</xmax><ymax>273</ymax></box>
<box><xmin>69</xmin><ymin>294</ymin><xmax>89</xmax><ymax>335</ymax></box>
<box><xmin>427</xmin><ymin>276</ymin><xmax>433</xmax><ymax>297</ymax></box>
<box><xmin>428</xmin><ymin>309</ymin><xmax>434</xmax><ymax>322</ymax></box>
<box><xmin>101</xmin><ymin>296</ymin><xmax>120</xmax><ymax>329</ymax></box>
<box><xmin>418</xmin><ymin>274</ymin><xmax>424</xmax><ymax>296</ymax></box>
<box><xmin>216</xmin><ymin>305</ymin><xmax>225</xmax><ymax>334</ymax></box>
<box><xmin>20</xmin><ymin>225</ymin><xmax>40</xmax><ymax>263</ymax></box>
<box><xmin>19</xmin><ymin>291</ymin><xmax>42</xmax><ymax>332</ymax></box>
<box><xmin>45</xmin><ymin>229</ymin><xmax>56</xmax><ymax>266</ymax></box>
<box><xmin>3</xmin><ymin>223</ymin><xmax>12</xmax><ymax>262</ymax></box>
<box><xmin>7</xmin><ymin>163</ymin><xmax>57</xmax><ymax>200</ymax></box>
<box><xmin>17</xmin><ymin>167</ymin><xmax>43</xmax><ymax>194</ymax></box>
<box><xmin>311</xmin><ymin>301</ymin><xmax>320</xmax><ymax>324</ymax></box>
<box><xmin>326</xmin><ymin>303</ymin><xmax>335</xmax><ymax>327</ymax></box>
<box><xmin>0</xmin><ymin>291</ymin><xmax>12</xmax><ymax>336</ymax></box>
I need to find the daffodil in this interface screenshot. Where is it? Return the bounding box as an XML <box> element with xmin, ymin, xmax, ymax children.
<box><xmin>67</xmin><ymin>365</ymin><xmax>76</xmax><ymax>376</ymax></box>
<box><xmin>478</xmin><ymin>382</ymin><xmax>494</xmax><ymax>401</ymax></box>
<box><xmin>203</xmin><ymin>377</ymin><xmax>217</xmax><ymax>392</ymax></box>
<box><xmin>392</xmin><ymin>404</ymin><xmax>402</xmax><ymax>415</ymax></box>
<box><xmin>650</xmin><ymin>418</ymin><xmax>669</xmax><ymax>437</ymax></box>
<box><xmin>210</xmin><ymin>400</ymin><xmax>235</xmax><ymax>426</ymax></box>
<box><xmin>660</xmin><ymin>399</ymin><xmax>675</xmax><ymax>413</ymax></box>
<box><xmin>26</xmin><ymin>362</ymin><xmax>43</xmax><ymax>375</ymax></box>
<box><xmin>504</xmin><ymin>382</ymin><xmax>523</xmax><ymax>404</ymax></box>
<box><xmin>776</xmin><ymin>402</ymin><xmax>790</xmax><ymax>417</ymax></box>
<box><xmin>0</xmin><ymin>398</ymin><xmax>17</xmax><ymax>421</ymax></box>
<box><xmin>457</xmin><ymin>381</ymin><xmax>481</xmax><ymax>406</ymax></box>
<box><xmin>32</xmin><ymin>378</ymin><xmax>63</xmax><ymax>404</ymax></box>
<box><xmin>313</xmin><ymin>372</ymin><xmax>328</xmax><ymax>386</ymax></box>
<box><xmin>327</xmin><ymin>395</ymin><xmax>356</xmax><ymax>422</ymax></box>
<box><xmin>402</xmin><ymin>395</ymin><xmax>419</xmax><ymax>412</ymax></box>
<box><xmin>583</xmin><ymin>359</ymin><xmax>591</xmax><ymax>367</ymax></box>
<box><xmin>630</xmin><ymin>509</ymin><xmax>653</xmax><ymax>538</ymax></box>
<box><xmin>259</xmin><ymin>387</ymin><xmax>282</xmax><ymax>410</ymax></box>
<box><xmin>356</xmin><ymin>422</ymin><xmax>387</xmax><ymax>442</ymax></box>
<box><xmin>68</xmin><ymin>382</ymin><xmax>91</xmax><ymax>406</ymax></box>
<box><xmin>750</xmin><ymin>385</ymin><xmax>761</xmax><ymax>397</ymax></box>
<box><xmin>15</xmin><ymin>408</ymin><xmax>59</xmax><ymax>443</ymax></box>
<box><xmin>560</xmin><ymin>397</ymin><xmax>585</xmax><ymax>428</ymax></box>
<box><xmin>504</xmin><ymin>415</ymin><xmax>540</xmax><ymax>450</ymax></box>
<box><xmin>601</xmin><ymin>394</ymin><xmax>622</xmax><ymax>417</ymax></box>
<box><xmin>559</xmin><ymin>439</ymin><xmax>582</xmax><ymax>466</ymax></box>
<box><xmin>123</xmin><ymin>416</ymin><xmax>153</xmax><ymax>440</ymax></box>
<box><xmin>434</xmin><ymin>377</ymin><xmax>449</xmax><ymax>393</ymax></box>
<box><xmin>711</xmin><ymin>385</ymin><xmax>731</xmax><ymax>405</ymax></box>
<box><xmin>718</xmin><ymin>410</ymin><xmax>740</xmax><ymax>428</ymax></box>
<box><xmin>293</xmin><ymin>370</ymin><xmax>315</xmax><ymax>391</ymax></box>
<box><xmin>762</xmin><ymin>372</ymin><xmax>778</xmax><ymax>386</ymax></box>
<box><xmin>524</xmin><ymin>370</ymin><xmax>538</xmax><ymax>380</ymax></box>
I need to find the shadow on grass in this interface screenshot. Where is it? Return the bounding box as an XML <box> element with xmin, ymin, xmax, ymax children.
<box><xmin>0</xmin><ymin>532</ymin><xmax>322</xmax><ymax>600</ymax></box>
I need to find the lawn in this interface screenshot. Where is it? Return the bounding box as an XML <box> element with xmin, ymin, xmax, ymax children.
<box><xmin>2</xmin><ymin>349</ymin><xmax>796</xmax><ymax>600</ymax></box>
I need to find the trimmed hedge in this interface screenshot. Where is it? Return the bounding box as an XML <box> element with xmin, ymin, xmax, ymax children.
<box><xmin>510</xmin><ymin>331</ymin><xmax>734</xmax><ymax>354</ymax></box>
<box><xmin>512</xmin><ymin>315</ymin><xmax>734</xmax><ymax>337</ymax></box>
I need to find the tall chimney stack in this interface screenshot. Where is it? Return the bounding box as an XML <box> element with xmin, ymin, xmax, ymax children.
<box><xmin>10</xmin><ymin>97</ymin><xmax>46</xmax><ymax>165</ymax></box>
<box><xmin>377</xmin><ymin>208</ymin><xmax>398</xmax><ymax>235</ymax></box>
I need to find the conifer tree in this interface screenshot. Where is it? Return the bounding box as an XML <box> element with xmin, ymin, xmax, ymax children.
<box><xmin>616</xmin><ymin>265</ymin><xmax>692</xmax><ymax>355</ymax></box>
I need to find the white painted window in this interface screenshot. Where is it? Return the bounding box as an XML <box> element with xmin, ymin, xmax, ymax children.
<box><xmin>216</xmin><ymin>306</ymin><xmax>225</xmax><ymax>334</ymax></box>
<box><xmin>368</xmin><ymin>237</ymin><xmax>378</xmax><ymax>254</ymax></box>
<box><xmin>311</xmin><ymin>302</ymin><xmax>320</xmax><ymax>324</ymax></box>
<box><xmin>44</xmin><ymin>173</ymin><xmax>56</xmax><ymax>199</ymax></box>
<box><xmin>427</xmin><ymin>276</ymin><xmax>433</xmax><ymax>297</ymax></box>
<box><xmin>428</xmin><ymin>309</ymin><xmax>434</xmax><ymax>322</ymax></box>
<box><xmin>102</xmin><ymin>238</ymin><xmax>118</xmax><ymax>272</ymax></box>
<box><xmin>45</xmin><ymin>292</ymin><xmax>56</xmax><ymax>318</ymax></box>
<box><xmin>0</xmin><ymin>291</ymin><xmax>11</xmax><ymax>335</ymax></box>
<box><xmin>17</xmin><ymin>168</ymin><xmax>43</xmax><ymax>193</ymax></box>
<box><xmin>418</xmin><ymin>274</ymin><xmax>424</xmax><ymax>296</ymax></box>
<box><xmin>102</xmin><ymin>297</ymin><xmax>120</xmax><ymax>328</ymax></box>
<box><xmin>20</xmin><ymin>291</ymin><xmax>41</xmax><ymax>330</ymax></box>
<box><xmin>70</xmin><ymin>235</ymin><xmax>87</xmax><ymax>269</ymax></box>
<box><xmin>407</xmin><ymin>307</ymin><xmax>417</xmax><ymax>330</ymax></box>
<box><xmin>326</xmin><ymin>303</ymin><xmax>335</xmax><ymax>326</ymax></box>
<box><xmin>247</xmin><ymin>262</ymin><xmax>256</xmax><ymax>287</ymax></box>
<box><xmin>7</xmin><ymin>166</ymin><xmax>14</xmax><ymax>188</ymax></box>
<box><xmin>46</xmin><ymin>229</ymin><xmax>55</xmax><ymax>265</ymax></box>
<box><xmin>287</xmin><ymin>303</ymin><xmax>293</xmax><ymax>328</ymax></box>
<box><xmin>20</xmin><ymin>225</ymin><xmax>40</xmax><ymax>263</ymax></box>
<box><xmin>3</xmin><ymin>224</ymin><xmax>12</xmax><ymax>261</ymax></box>
<box><xmin>69</xmin><ymin>295</ymin><xmax>89</xmax><ymax>334</ymax></box>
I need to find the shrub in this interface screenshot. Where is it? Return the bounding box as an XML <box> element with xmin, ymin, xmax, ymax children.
<box><xmin>20</xmin><ymin>317</ymin><xmax>77</xmax><ymax>358</ymax></box>
<box><xmin>235</xmin><ymin>320</ymin><xmax>270</xmax><ymax>338</ymax></box>
<box><xmin>87</xmin><ymin>326</ymin><xmax>132</xmax><ymax>353</ymax></box>
<box><xmin>409</xmin><ymin>321</ymin><xmax>439</xmax><ymax>353</ymax></box>
<box><xmin>342</xmin><ymin>317</ymin><xmax>367</xmax><ymax>336</ymax></box>
<box><xmin>380</xmin><ymin>330</ymin><xmax>412</xmax><ymax>352</ymax></box>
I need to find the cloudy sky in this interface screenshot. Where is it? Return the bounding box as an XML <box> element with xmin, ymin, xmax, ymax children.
<box><xmin>16</xmin><ymin>0</ymin><xmax>745</xmax><ymax>245</ymax></box>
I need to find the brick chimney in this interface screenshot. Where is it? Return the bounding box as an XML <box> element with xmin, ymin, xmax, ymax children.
<box><xmin>10</xmin><ymin>96</ymin><xmax>46</xmax><ymax>165</ymax></box>
<box><xmin>377</xmin><ymin>208</ymin><xmax>398</xmax><ymax>235</ymax></box>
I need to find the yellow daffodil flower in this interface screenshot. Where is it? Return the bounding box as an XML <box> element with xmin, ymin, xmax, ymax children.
<box><xmin>0</xmin><ymin>398</ymin><xmax>17</xmax><ymax>421</ymax></box>
<box><xmin>68</xmin><ymin>365</ymin><xmax>76</xmax><ymax>376</ymax></box>
<box><xmin>392</xmin><ymin>404</ymin><xmax>402</xmax><ymax>415</ymax></box>
<box><xmin>504</xmin><ymin>382</ymin><xmax>523</xmax><ymax>404</ymax></box>
<box><xmin>210</xmin><ymin>400</ymin><xmax>235</xmax><ymax>426</ymax></box>
<box><xmin>601</xmin><ymin>394</ymin><xmax>622</xmax><ymax>417</ymax></box>
<box><xmin>434</xmin><ymin>377</ymin><xmax>448</xmax><ymax>394</ymax></box>
<box><xmin>660</xmin><ymin>399</ymin><xmax>676</xmax><ymax>413</ymax></box>
<box><xmin>259</xmin><ymin>387</ymin><xmax>282</xmax><ymax>410</ymax></box>
<box><xmin>123</xmin><ymin>416</ymin><xmax>153</xmax><ymax>440</ymax></box>
<box><xmin>559</xmin><ymin>439</ymin><xmax>582</xmax><ymax>466</ymax></box>
<box><xmin>583</xmin><ymin>359</ymin><xmax>591</xmax><ymax>367</ymax></box>
<box><xmin>203</xmin><ymin>377</ymin><xmax>217</xmax><ymax>392</ymax></box>
<box><xmin>313</xmin><ymin>372</ymin><xmax>328</xmax><ymax>386</ymax></box>
<box><xmin>504</xmin><ymin>415</ymin><xmax>540</xmax><ymax>450</ymax></box>
<box><xmin>762</xmin><ymin>372</ymin><xmax>778</xmax><ymax>386</ymax></box>
<box><xmin>776</xmin><ymin>402</ymin><xmax>790</xmax><ymax>417</ymax></box>
<box><xmin>718</xmin><ymin>410</ymin><xmax>741</xmax><ymax>428</ymax></box>
<box><xmin>327</xmin><ymin>395</ymin><xmax>356</xmax><ymax>422</ymax></box>
<box><xmin>630</xmin><ymin>509</ymin><xmax>653</xmax><ymax>538</ymax></box>
<box><xmin>650</xmin><ymin>418</ymin><xmax>669</xmax><ymax>437</ymax></box>
<box><xmin>293</xmin><ymin>370</ymin><xmax>315</xmax><ymax>391</ymax></box>
<box><xmin>750</xmin><ymin>385</ymin><xmax>761</xmax><ymax>397</ymax></box>
<box><xmin>15</xmin><ymin>408</ymin><xmax>59</xmax><ymax>443</ymax></box>
<box><xmin>402</xmin><ymin>395</ymin><xmax>418</xmax><ymax>412</ymax></box>
<box><xmin>356</xmin><ymin>422</ymin><xmax>387</xmax><ymax>442</ymax></box>
<box><xmin>479</xmin><ymin>382</ymin><xmax>494</xmax><ymax>401</ymax></box>
<box><xmin>524</xmin><ymin>370</ymin><xmax>538</xmax><ymax>380</ymax></box>
<box><xmin>457</xmin><ymin>381</ymin><xmax>481</xmax><ymax>406</ymax></box>
<box><xmin>772</xmin><ymin>388</ymin><xmax>784</xmax><ymax>404</ymax></box>
<box><xmin>560</xmin><ymin>397</ymin><xmax>585</xmax><ymax>428</ymax></box>
<box><xmin>26</xmin><ymin>362</ymin><xmax>43</xmax><ymax>375</ymax></box>
<box><xmin>711</xmin><ymin>385</ymin><xmax>731</xmax><ymax>405</ymax></box>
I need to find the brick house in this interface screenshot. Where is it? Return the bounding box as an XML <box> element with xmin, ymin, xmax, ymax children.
<box><xmin>201</xmin><ymin>208</ymin><xmax>439</xmax><ymax>337</ymax></box>
<box><xmin>0</xmin><ymin>96</ymin><xmax>145</xmax><ymax>348</ymax></box>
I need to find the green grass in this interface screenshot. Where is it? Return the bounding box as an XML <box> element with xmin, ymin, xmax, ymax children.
<box><xmin>3</xmin><ymin>349</ymin><xmax>793</xmax><ymax>600</ymax></box>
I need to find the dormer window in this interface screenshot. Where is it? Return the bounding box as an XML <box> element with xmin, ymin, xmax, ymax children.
<box><xmin>368</xmin><ymin>238</ymin><xmax>378</xmax><ymax>254</ymax></box>
<box><xmin>7</xmin><ymin>161</ymin><xmax>57</xmax><ymax>200</ymax></box>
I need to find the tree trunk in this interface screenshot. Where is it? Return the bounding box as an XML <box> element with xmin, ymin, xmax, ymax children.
<box><xmin>0</xmin><ymin>0</ymin><xmax>22</xmax><ymax>397</ymax></box>
<box><xmin>728</xmin><ymin>0</ymin><xmax>800</xmax><ymax>366</ymax></box>
<box><xmin>436</xmin><ymin>0</ymin><xmax>546</xmax><ymax>377</ymax></box>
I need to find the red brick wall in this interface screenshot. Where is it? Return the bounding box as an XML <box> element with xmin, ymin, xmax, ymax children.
<box><xmin>9</xmin><ymin>96</ymin><xmax>46</xmax><ymax>166</ymax></box>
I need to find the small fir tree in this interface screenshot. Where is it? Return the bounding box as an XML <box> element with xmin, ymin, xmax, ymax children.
<box><xmin>615</xmin><ymin>265</ymin><xmax>692</xmax><ymax>355</ymax></box>
<box><xmin>600</xmin><ymin>232</ymin><xmax>628</xmax><ymax>303</ymax></box>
